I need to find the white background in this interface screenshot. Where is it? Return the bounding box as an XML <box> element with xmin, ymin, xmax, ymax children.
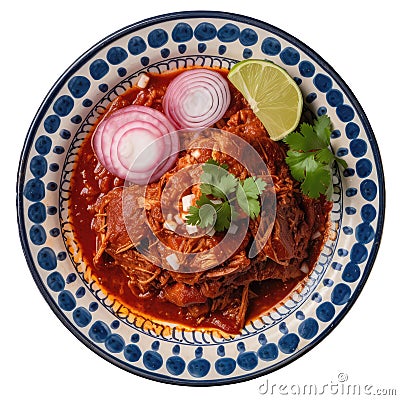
<box><xmin>3</xmin><ymin>1</ymin><xmax>399</xmax><ymax>399</ymax></box>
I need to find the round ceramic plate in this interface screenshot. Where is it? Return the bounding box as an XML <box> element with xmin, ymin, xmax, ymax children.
<box><xmin>17</xmin><ymin>11</ymin><xmax>384</xmax><ymax>385</ymax></box>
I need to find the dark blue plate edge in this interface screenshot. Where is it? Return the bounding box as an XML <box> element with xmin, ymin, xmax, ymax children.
<box><xmin>16</xmin><ymin>10</ymin><xmax>385</xmax><ymax>387</ymax></box>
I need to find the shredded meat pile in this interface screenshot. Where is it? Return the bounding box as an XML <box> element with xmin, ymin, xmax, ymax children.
<box><xmin>88</xmin><ymin>82</ymin><xmax>330</xmax><ymax>333</ymax></box>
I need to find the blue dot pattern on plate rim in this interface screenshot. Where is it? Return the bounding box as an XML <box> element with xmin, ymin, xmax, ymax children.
<box><xmin>18</xmin><ymin>12</ymin><xmax>383</xmax><ymax>385</ymax></box>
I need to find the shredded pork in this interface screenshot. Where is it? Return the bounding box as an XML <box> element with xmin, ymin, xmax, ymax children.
<box><xmin>91</xmin><ymin>104</ymin><xmax>329</xmax><ymax>332</ymax></box>
<box><xmin>81</xmin><ymin>74</ymin><xmax>331</xmax><ymax>333</ymax></box>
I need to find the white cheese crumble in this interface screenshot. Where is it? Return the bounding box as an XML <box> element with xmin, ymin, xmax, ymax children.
<box><xmin>185</xmin><ymin>224</ymin><xmax>198</xmax><ymax>235</ymax></box>
<box><xmin>228</xmin><ymin>223</ymin><xmax>238</xmax><ymax>235</ymax></box>
<box><xmin>182</xmin><ymin>194</ymin><xmax>195</xmax><ymax>212</ymax></box>
<box><xmin>137</xmin><ymin>74</ymin><xmax>150</xmax><ymax>88</ymax></box>
<box><xmin>166</xmin><ymin>253</ymin><xmax>180</xmax><ymax>271</ymax></box>
<box><xmin>163</xmin><ymin>220</ymin><xmax>177</xmax><ymax>232</ymax></box>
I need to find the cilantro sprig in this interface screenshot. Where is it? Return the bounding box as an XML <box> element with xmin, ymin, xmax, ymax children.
<box><xmin>185</xmin><ymin>159</ymin><xmax>267</xmax><ymax>232</ymax></box>
<box><xmin>283</xmin><ymin>115</ymin><xmax>347</xmax><ymax>199</ymax></box>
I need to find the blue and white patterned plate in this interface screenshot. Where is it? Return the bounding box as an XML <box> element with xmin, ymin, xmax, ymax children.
<box><xmin>17</xmin><ymin>11</ymin><xmax>385</xmax><ymax>385</ymax></box>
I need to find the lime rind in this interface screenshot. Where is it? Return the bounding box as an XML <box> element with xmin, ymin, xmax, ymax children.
<box><xmin>227</xmin><ymin>59</ymin><xmax>303</xmax><ymax>141</ymax></box>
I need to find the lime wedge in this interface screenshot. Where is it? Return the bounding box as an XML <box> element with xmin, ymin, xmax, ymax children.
<box><xmin>227</xmin><ymin>59</ymin><xmax>303</xmax><ymax>141</ymax></box>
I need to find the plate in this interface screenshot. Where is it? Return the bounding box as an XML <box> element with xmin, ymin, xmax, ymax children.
<box><xmin>17</xmin><ymin>11</ymin><xmax>385</xmax><ymax>385</ymax></box>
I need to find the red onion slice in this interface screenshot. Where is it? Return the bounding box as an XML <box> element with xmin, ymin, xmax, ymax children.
<box><xmin>162</xmin><ymin>69</ymin><xmax>231</xmax><ymax>129</ymax></box>
<box><xmin>91</xmin><ymin>104</ymin><xmax>179</xmax><ymax>184</ymax></box>
<box><xmin>111</xmin><ymin>120</ymin><xmax>164</xmax><ymax>173</ymax></box>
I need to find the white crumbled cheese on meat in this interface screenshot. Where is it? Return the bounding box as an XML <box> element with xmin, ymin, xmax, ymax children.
<box><xmin>166</xmin><ymin>254</ymin><xmax>180</xmax><ymax>271</ymax></box>
<box><xmin>300</xmin><ymin>262</ymin><xmax>309</xmax><ymax>274</ymax></box>
<box><xmin>137</xmin><ymin>74</ymin><xmax>150</xmax><ymax>88</ymax></box>
<box><xmin>164</xmin><ymin>220</ymin><xmax>177</xmax><ymax>232</ymax></box>
<box><xmin>191</xmin><ymin>149</ymin><xmax>201</xmax><ymax>159</ymax></box>
<box><xmin>228</xmin><ymin>223</ymin><xmax>238</xmax><ymax>235</ymax></box>
<box><xmin>182</xmin><ymin>194</ymin><xmax>195</xmax><ymax>212</ymax></box>
<box><xmin>185</xmin><ymin>224</ymin><xmax>198</xmax><ymax>235</ymax></box>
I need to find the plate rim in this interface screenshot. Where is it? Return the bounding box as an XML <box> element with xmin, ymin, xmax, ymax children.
<box><xmin>16</xmin><ymin>10</ymin><xmax>386</xmax><ymax>386</ymax></box>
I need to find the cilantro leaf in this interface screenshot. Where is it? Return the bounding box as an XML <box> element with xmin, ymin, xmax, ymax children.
<box><xmin>201</xmin><ymin>160</ymin><xmax>229</xmax><ymax>182</ymax></box>
<box><xmin>198</xmin><ymin>203</ymin><xmax>217</xmax><ymax>228</ymax></box>
<box><xmin>196</xmin><ymin>194</ymin><xmax>213</xmax><ymax>207</ymax></box>
<box><xmin>284</xmin><ymin>115</ymin><xmax>347</xmax><ymax>199</ymax></box>
<box><xmin>199</xmin><ymin>159</ymin><xmax>236</xmax><ymax>199</ymax></box>
<box><xmin>236</xmin><ymin>184</ymin><xmax>249</xmax><ymax>215</ymax></box>
<box><xmin>313</xmin><ymin>114</ymin><xmax>331</xmax><ymax>147</ymax></box>
<box><xmin>200</xmin><ymin>181</ymin><xmax>226</xmax><ymax>199</ymax></box>
<box><xmin>335</xmin><ymin>157</ymin><xmax>348</xmax><ymax>170</ymax></box>
<box><xmin>186</xmin><ymin>195</ymin><xmax>213</xmax><ymax>226</ymax></box>
<box><xmin>199</xmin><ymin>182</ymin><xmax>214</xmax><ymax>196</ymax></box>
<box><xmin>285</xmin><ymin>150</ymin><xmax>319</xmax><ymax>181</ymax></box>
<box><xmin>213</xmin><ymin>202</ymin><xmax>232</xmax><ymax>232</ymax></box>
<box><xmin>236</xmin><ymin>177</ymin><xmax>266</xmax><ymax>219</ymax></box>
<box><xmin>185</xmin><ymin>159</ymin><xmax>267</xmax><ymax>232</ymax></box>
<box><xmin>254</xmin><ymin>177</ymin><xmax>267</xmax><ymax>195</ymax></box>
<box><xmin>218</xmin><ymin>173</ymin><xmax>238</xmax><ymax>196</ymax></box>
<box><xmin>185</xmin><ymin>193</ymin><xmax>231</xmax><ymax>231</ymax></box>
<box><xmin>242</xmin><ymin>177</ymin><xmax>265</xmax><ymax>199</ymax></box>
<box><xmin>247</xmin><ymin>198</ymin><xmax>261</xmax><ymax>219</ymax></box>
<box><xmin>315</xmin><ymin>147</ymin><xmax>335</xmax><ymax>165</ymax></box>
<box><xmin>202</xmin><ymin>158</ymin><xmax>228</xmax><ymax>171</ymax></box>
<box><xmin>284</xmin><ymin>122</ymin><xmax>326</xmax><ymax>152</ymax></box>
<box><xmin>185</xmin><ymin>206</ymin><xmax>201</xmax><ymax>226</ymax></box>
<box><xmin>301</xmin><ymin>165</ymin><xmax>332</xmax><ymax>199</ymax></box>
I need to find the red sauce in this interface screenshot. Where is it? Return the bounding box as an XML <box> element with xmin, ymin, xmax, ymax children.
<box><xmin>69</xmin><ymin>68</ymin><xmax>328</xmax><ymax>335</ymax></box>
